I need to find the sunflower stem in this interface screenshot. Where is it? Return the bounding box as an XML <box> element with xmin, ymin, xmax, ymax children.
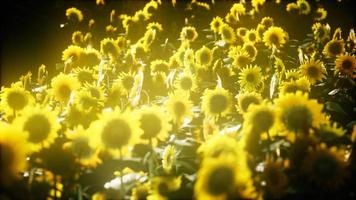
<box><xmin>119</xmin><ymin>148</ymin><xmax>126</xmax><ymax>199</ymax></box>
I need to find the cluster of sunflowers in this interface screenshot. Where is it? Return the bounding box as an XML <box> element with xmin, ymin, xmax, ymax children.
<box><xmin>1</xmin><ymin>0</ymin><xmax>356</xmax><ymax>199</ymax></box>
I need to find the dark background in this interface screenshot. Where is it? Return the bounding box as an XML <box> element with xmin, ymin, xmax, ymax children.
<box><xmin>1</xmin><ymin>0</ymin><xmax>355</xmax><ymax>86</ymax></box>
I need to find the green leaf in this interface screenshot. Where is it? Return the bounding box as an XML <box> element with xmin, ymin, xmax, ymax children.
<box><xmin>325</xmin><ymin>101</ymin><xmax>347</xmax><ymax>115</ymax></box>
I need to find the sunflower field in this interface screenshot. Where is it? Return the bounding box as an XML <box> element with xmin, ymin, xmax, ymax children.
<box><xmin>1</xmin><ymin>0</ymin><xmax>356</xmax><ymax>199</ymax></box>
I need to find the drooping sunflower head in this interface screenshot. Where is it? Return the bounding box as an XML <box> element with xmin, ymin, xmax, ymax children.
<box><xmin>14</xmin><ymin>106</ymin><xmax>60</xmax><ymax>152</ymax></box>
<box><xmin>315</xmin><ymin>8</ymin><xmax>327</xmax><ymax>21</ymax></box>
<box><xmin>180</xmin><ymin>26</ymin><xmax>198</xmax><ymax>42</ymax></box>
<box><xmin>252</xmin><ymin>0</ymin><xmax>266</xmax><ymax>13</ymax></box>
<box><xmin>238</xmin><ymin>65</ymin><xmax>263</xmax><ymax>91</ymax></box>
<box><xmin>323</xmin><ymin>39</ymin><xmax>345</xmax><ymax>57</ymax></box>
<box><xmin>210</xmin><ymin>16</ymin><xmax>223</xmax><ymax>33</ymax></box>
<box><xmin>166</xmin><ymin>90</ymin><xmax>193</xmax><ymax>125</ymax></box>
<box><xmin>0</xmin><ymin>82</ymin><xmax>34</xmax><ymax>114</ymax></box>
<box><xmin>137</xmin><ymin>105</ymin><xmax>171</xmax><ymax>142</ymax></box>
<box><xmin>195</xmin><ymin>46</ymin><xmax>213</xmax><ymax>67</ymax></box>
<box><xmin>65</xmin><ymin>7</ymin><xmax>83</xmax><ymax>23</ymax></box>
<box><xmin>94</xmin><ymin>109</ymin><xmax>142</xmax><ymax>152</ymax></box>
<box><xmin>243</xmin><ymin>101</ymin><xmax>276</xmax><ymax>133</ymax></box>
<box><xmin>302</xmin><ymin>144</ymin><xmax>349</xmax><ymax>190</ymax></box>
<box><xmin>275</xmin><ymin>92</ymin><xmax>324</xmax><ymax>133</ymax></box>
<box><xmin>195</xmin><ymin>155</ymin><xmax>254</xmax><ymax>200</ymax></box>
<box><xmin>162</xmin><ymin>145</ymin><xmax>176</xmax><ymax>174</ymax></box>
<box><xmin>236</xmin><ymin>91</ymin><xmax>262</xmax><ymax>114</ymax></box>
<box><xmin>219</xmin><ymin>24</ymin><xmax>236</xmax><ymax>44</ymax></box>
<box><xmin>263</xmin><ymin>26</ymin><xmax>288</xmax><ymax>49</ymax></box>
<box><xmin>299</xmin><ymin>59</ymin><xmax>326</xmax><ymax>84</ymax></box>
<box><xmin>174</xmin><ymin>70</ymin><xmax>197</xmax><ymax>92</ymax></box>
<box><xmin>335</xmin><ymin>54</ymin><xmax>356</xmax><ymax>76</ymax></box>
<box><xmin>202</xmin><ymin>87</ymin><xmax>232</xmax><ymax>117</ymax></box>
<box><xmin>297</xmin><ymin>0</ymin><xmax>311</xmax><ymax>15</ymax></box>
<box><xmin>51</xmin><ymin>73</ymin><xmax>80</xmax><ymax>103</ymax></box>
<box><xmin>0</xmin><ymin>123</ymin><xmax>28</xmax><ymax>186</ymax></box>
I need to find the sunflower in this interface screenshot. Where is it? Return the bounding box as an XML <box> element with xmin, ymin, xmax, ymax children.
<box><xmin>245</xmin><ymin>29</ymin><xmax>260</xmax><ymax>44</ymax></box>
<box><xmin>174</xmin><ymin>70</ymin><xmax>197</xmax><ymax>92</ymax></box>
<box><xmin>335</xmin><ymin>54</ymin><xmax>356</xmax><ymax>76</ymax></box>
<box><xmin>312</xmin><ymin>22</ymin><xmax>330</xmax><ymax>42</ymax></box>
<box><xmin>180</xmin><ymin>26</ymin><xmax>198</xmax><ymax>42</ymax></box>
<box><xmin>75</xmin><ymin>90</ymin><xmax>103</xmax><ymax>111</ymax></box>
<box><xmin>233</xmin><ymin>50</ymin><xmax>252</xmax><ymax>69</ymax></box>
<box><xmin>243</xmin><ymin>101</ymin><xmax>276</xmax><ymax>133</ymax></box>
<box><xmin>147</xmin><ymin>22</ymin><xmax>163</xmax><ymax>32</ymax></box>
<box><xmin>195</xmin><ymin>46</ymin><xmax>213</xmax><ymax>67</ymax></box>
<box><xmin>197</xmin><ymin>134</ymin><xmax>244</xmax><ymax>159</ymax></box>
<box><xmin>131</xmin><ymin>183</ymin><xmax>150</xmax><ymax>200</ymax></box>
<box><xmin>302</xmin><ymin>143</ymin><xmax>349</xmax><ymax>190</ymax></box>
<box><xmin>275</xmin><ymin>92</ymin><xmax>324</xmax><ymax>133</ymax></box>
<box><xmin>150</xmin><ymin>59</ymin><xmax>170</xmax><ymax>74</ymax></box>
<box><xmin>117</xmin><ymin>72</ymin><xmax>136</xmax><ymax>95</ymax></box>
<box><xmin>263</xmin><ymin>26</ymin><xmax>288</xmax><ymax>49</ymax></box>
<box><xmin>0</xmin><ymin>123</ymin><xmax>28</xmax><ymax>186</ymax></box>
<box><xmin>261</xmin><ymin>17</ymin><xmax>274</xmax><ymax>28</ymax></box>
<box><xmin>63</xmin><ymin>126</ymin><xmax>101</xmax><ymax>167</ymax></box>
<box><xmin>236</xmin><ymin>91</ymin><xmax>262</xmax><ymax>114</ymax></box>
<box><xmin>162</xmin><ymin>145</ymin><xmax>176</xmax><ymax>174</ymax></box>
<box><xmin>166</xmin><ymin>90</ymin><xmax>193</xmax><ymax>126</ymax></box>
<box><xmin>100</xmin><ymin>38</ymin><xmax>120</xmax><ymax>59</ymax></box>
<box><xmin>14</xmin><ymin>106</ymin><xmax>60</xmax><ymax>152</ymax></box>
<box><xmin>0</xmin><ymin>82</ymin><xmax>34</xmax><ymax>116</ymax></box>
<box><xmin>51</xmin><ymin>73</ymin><xmax>80</xmax><ymax>104</ymax></box>
<box><xmin>219</xmin><ymin>24</ymin><xmax>236</xmax><ymax>44</ymax></box>
<box><xmin>299</xmin><ymin>59</ymin><xmax>326</xmax><ymax>84</ymax></box>
<box><xmin>65</xmin><ymin>7</ymin><xmax>83</xmax><ymax>22</ymax></box>
<box><xmin>61</xmin><ymin>45</ymin><xmax>84</xmax><ymax>68</ymax></box>
<box><xmin>286</xmin><ymin>3</ymin><xmax>299</xmax><ymax>14</ymax></box>
<box><xmin>323</xmin><ymin>39</ymin><xmax>345</xmax><ymax>57</ymax></box>
<box><xmin>105</xmin><ymin>81</ymin><xmax>123</xmax><ymax>108</ymax></box>
<box><xmin>137</xmin><ymin>105</ymin><xmax>171</xmax><ymax>144</ymax></box>
<box><xmin>297</xmin><ymin>0</ymin><xmax>311</xmax><ymax>15</ymax></box>
<box><xmin>83</xmin><ymin>32</ymin><xmax>92</xmax><ymax>44</ymax></box>
<box><xmin>92</xmin><ymin>109</ymin><xmax>142</xmax><ymax>154</ymax></box>
<box><xmin>201</xmin><ymin>87</ymin><xmax>232</xmax><ymax>118</ymax></box>
<box><xmin>243</xmin><ymin>43</ymin><xmax>258</xmax><ymax>60</ymax></box>
<box><xmin>148</xmin><ymin>176</ymin><xmax>181</xmax><ymax>200</ymax></box>
<box><xmin>225</xmin><ymin>13</ymin><xmax>238</xmax><ymax>25</ymax></box>
<box><xmin>317</xmin><ymin>122</ymin><xmax>345</xmax><ymax>139</ymax></box>
<box><xmin>230</xmin><ymin>3</ymin><xmax>246</xmax><ymax>16</ymax></box>
<box><xmin>72</xmin><ymin>31</ymin><xmax>83</xmax><ymax>45</ymax></box>
<box><xmin>195</xmin><ymin>156</ymin><xmax>254</xmax><ymax>200</ymax></box>
<box><xmin>315</xmin><ymin>8</ymin><xmax>327</xmax><ymax>21</ymax></box>
<box><xmin>210</xmin><ymin>16</ymin><xmax>223</xmax><ymax>33</ymax></box>
<box><xmin>285</xmin><ymin>69</ymin><xmax>300</xmax><ymax>81</ymax></box>
<box><xmin>238</xmin><ymin>65</ymin><xmax>263</xmax><ymax>91</ymax></box>
<box><xmin>279</xmin><ymin>79</ymin><xmax>310</xmax><ymax>94</ymax></box>
<box><xmin>72</xmin><ymin>67</ymin><xmax>96</xmax><ymax>85</ymax></box>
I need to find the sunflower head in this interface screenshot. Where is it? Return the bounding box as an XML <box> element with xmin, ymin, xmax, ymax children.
<box><xmin>100</xmin><ymin>38</ymin><xmax>120</xmax><ymax>59</ymax></box>
<box><xmin>202</xmin><ymin>87</ymin><xmax>232</xmax><ymax>118</ymax></box>
<box><xmin>219</xmin><ymin>24</ymin><xmax>236</xmax><ymax>44</ymax></box>
<box><xmin>275</xmin><ymin>92</ymin><xmax>324</xmax><ymax>133</ymax></box>
<box><xmin>180</xmin><ymin>26</ymin><xmax>198</xmax><ymax>42</ymax></box>
<box><xmin>300</xmin><ymin>59</ymin><xmax>326</xmax><ymax>84</ymax></box>
<box><xmin>162</xmin><ymin>145</ymin><xmax>176</xmax><ymax>174</ymax></box>
<box><xmin>236</xmin><ymin>91</ymin><xmax>262</xmax><ymax>114</ymax></box>
<box><xmin>166</xmin><ymin>90</ymin><xmax>193</xmax><ymax>125</ymax></box>
<box><xmin>0</xmin><ymin>82</ymin><xmax>34</xmax><ymax>114</ymax></box>
<box><xmin>117</xmin><ymin>72</ymin><xmax>136</xmax><ymax>95</ymax></box>
<box><xmin>149</xmin><ymin>176</ymin><xmax>181</xmax><ymax>199</ymax></box>
<box><xmin>174</xmin><ymin>70</ymin><xmax>197</xmax><ymax>92</ymax></box>
<box><xmin>335</xmin><ymin>54</ymin><xmax>356</xmax><ymax>76</ymax></box>
<box><xmin>51</xmin><ymin>73</ymin><xmax>80</xmax><ymax>103</ymax></box>
<box><xmin>61</xmin><ymin>45</ymin><xmax>84</xmax><ymax>68</ymax></box>
<box><xmin>150</xmin><ymin>59</ymin><xmax>170</xmax><ymax>74</ymax></box>
<box><xmin>210</xmin><ymin>16</ymin><xmax>223</xmax><ymax>33</ymax></box>
<box><xmin>297</xmin><ymin>0</ymin><xmax>311</xmax><ymax>15</ymax></box>
<box><xmin>131</xmin><ymin>183</ymin><xmax>150</xmax><ymax>200</ymax></box>
<box><xmin>243</xmin><ymin>101</ymin><xmax>276</xmax><ymax>133</ymax></box>
<box><xmin>286</xmin><ymin>3</ymin><xmax>300</xmax><ymax>14</ymax></box>
<box><xmin>261</xmin><ymin>17</ymin><xmax>274</xmax><ymax>28</ymax></box>
<box><xmin>195</xmin><ymin>46</ymin><xmax>213</xmax><ymax>67</ymax></box>
<box><xmin>302</xmin><ymin>144</ymin><xmax>349</xmax><ymax>190</ymax></box>
<box><xmin>315</xmin><ymin>8</ymin><xmax>327</xmax><ymax>21</ymax></box>
<box><xmin>0</xmin><ymin>123</ymin><xmax>28</xmax><ymax>186</ymax></box>
<box><xmin>245</xmin><ymin>29</ymin><xmax>260</xmax><ymax>43</ymax></box>
<box><xmin>263</xmin><ymin>26</ymin><xmax>288</xmax><ymax>49</ymax></box>
<box><xmin>66</xmin><ymin>7</ymin><xmax>83</xmax><ymax>22</ymax></box>
<box><xmin>312</xmin><ymin>22</ymin><xmax>330</xmax><ymax>41</ymax></box>
<box><xmin>72</xmin><ymin>67</ymin><xmax>96</xmax><ymax>85</ymax></box>
<box><xmin>243</xmin><ymin>43</ymin><xmax>258</xmax><ymax>60</ymax></box>
<box><xmin>233</xmin><ymin>50</ymin><xmax>252</xmax><ymax>70</ymax></box>
<box><xmin>72</xmin><ymin>31</ymin><xmax>83</xmax><ymax>45</ymax></box>
<box><xmin>238</xmin><ymin>65</ymin><xmax>263</xmax><ymax>91</ymax></box>
<box><xmin>323</xmin><ymin>39</ymin><xmax>345</xmax><ymax>57</ymax></box>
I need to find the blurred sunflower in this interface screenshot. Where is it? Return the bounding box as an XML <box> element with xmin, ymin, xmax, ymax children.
<box><xmin>197</xmin><ymin>134</ymin><xmax>243</xmax><ymax>159</ymax></box>
<box><xmin>323</xmin><ymin>39</ymin><xmax>345</xmax><ymax>57</ymax></box>
<box><xmin>66</xmin><ymin>7</ymin><xmax>83</xmax><ymax>22</ymax></box>
<box><xmin>238</xmin><ymin>65</ymin><xmax>263</xmax><ymax>91</ymax></box>
<box><xmin>243</xmin><ymin>101</ymin><xmax>276</xmax><ymax>133</ymax></box>
<box><xmin>201</xmin><ymin>87</ymin><xmax>232</xmax><ymax>118</ymax></box>
<box><xmin>242</xmin><ymin>43</ymin><xmax>258</xmax><ymax>60</ymax></box>
<box><xmin>297</xmin><ymin>0</ymin><xmax>311</xmax><ymax>15</ymax></box>
<box><xmin>210</xmin><ymin>16</ymin><xmax>224</xmax><ymax>33</ymax></box>
<box><xmin>150</xmin><ymin>60</ymin><xmax>170</xmax><ymax>74</ymax></box>
<box><xmin>100</xmin><ymin>38</ymin><xmax>120</xmax><ymax>59</ymax></box>
<box><xmin>237</xmin><ymin>27</ymin><xmax>248</xmax><ymax>37</ymax></box>
<box><xmin>174</xmin><ymin>70</ymin><xmax>197</xmax><ymax>92</ymax></box>
<box><xmin>279</xmin><ymin>79</ymin><xmax>310</xmax><ymax>94</ymax></box>
<box><xmin>236</xmin><ymin>91</ymin><xmax>262</xmax><ymax>114</ymax></box>
<box><xmin>335</xmin><ymin>54</ymin><xmax>356</xmax><ymax>76</ymax></box>
<box><xmin>0</xmin><ymin>123</ymin><xmax>28</xmax><ymax>186</ymax></box>
<box><xmin>312</xmin><ymin>22</ymin><xmax>330</xmax><ymax>42</ymax></box>
<box><xmin>275</xmin><ymin>92</ymin><xmax>324</xmax><ymax>133</ymax></box>
<box><xmin>131</xmin><ymin>183</ymin><xmax>150</xmax><ymax>200</ymax></box>
<box><xmin>166</xmin><ymin>91</ymin><xmax>193</xmax><ymax>126</ymax></box>
<box><xmin>245</xmin><ymin>29</ymin><xmax>260</xmax><ymax>44</ymax></box>
<box><xmin>261</xmin><ymin>17</ymin><xmax>274</xmax><ymax>28</ymax></box>
<box><xmin>252</xmin><ymin>0</ymin><xmax>266</xmax><ymax>13</ymax></box>
<box><xmin>317</xmin><ymin>122</ymin><xmax>345</xmax><ymax>138</ymax></box>
<box><xmin>315</xmin><ymin>8</ymin><xmax>327</xmax><ymax>21</ymax></box>
<box><xmin>302</xmin><ymin>143</ymin><xmax>349</xmax><ymax>190</ymax></box>
<box><xmin>162</xmin><ymin>145</ymin><xmax>176</xmax><ymax>174</ymax></box>
<box><xmin>148</xmin><ymin>176</ymin><xmax>181</xmax><ymax>200</ymax></box>
<box><xmin>137</xmin><ymin>105</ymin><xmax>171</xmax><ymax>144</ymax></box>
<box><xmin>117</xmin><ymin>72</ymin><xmax>136</xmax><ymax>95</ymax></box>
<box><xmin>72</xmin><ymin>67</ymin><xmax>96</xmax><ymax>85</ymax></box>
<box><xmin>93</xmin><ymin>109</ymin><xmax>142</xmax><ymax>153</ymax></box>
<box><xmin>195</xmin><ymin>156</ymin><xmax>254</xmax><ymax>200</ymax></box>
<box><xmin>51</xmin><ymin>73</ymin><xmax>80</xmax><ymax>104</ymax></box>
<box><xmin>180</xmin><ymin>26</ymin><xmax>198</xmax><ymax>42</ymax></box>
<box><xmin>0</xmin><ymin>82</ymin><xmax>34</xmax><ymax>116</ymax></box>
<box><xmin>64</xmin><ymin>126</ymin><xmax>101</xmax><ymax>167</ymax></box>
<box><xmin>72</xmin><ymin>31</ymin><xmax>84</xmax><ymax>45</ymax></box>
<box><xmin>14</xmin><ymin>106</ymin><xmax>60</xmax><ymax>151</ymax></box>
<box><xmin>62</xmin><ymin>45</ymin><xmax>84</xmax><ymax>68</ymax></box>
<box><xmin>299</xmin><ymin>59</ymin><xmax>326</xmax><ymax>84</ymax></box>
<box><xmin>219</xmin><ymin>24</ymin><xmax>236</xmax><ymax>44</ymax></box>
<box><xmin>263</xmin><ymin>26</ymin><xmax>288</xmax><ymax>49</ymax></box>
<box><xmin>195</xmin><ymin>46</ymin><xmax>213</xmax><ymax>67</ymax></box>
<box><xmin>286</xmin><ymin>3</ymin><xmax>300</xmax><ymax>14</ymax></box>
